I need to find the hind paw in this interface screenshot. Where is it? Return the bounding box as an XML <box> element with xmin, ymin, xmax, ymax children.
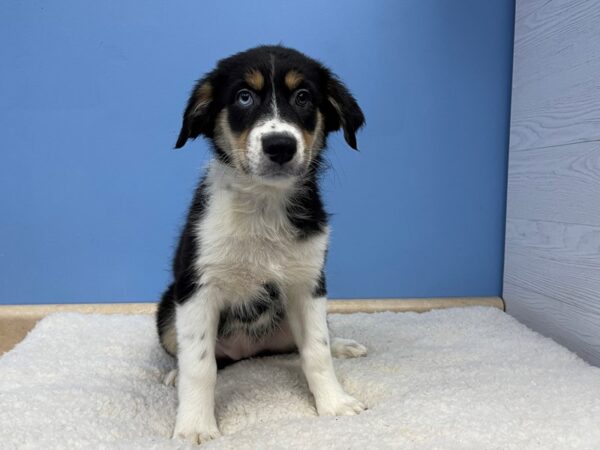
<box><xmin>330</xmin><ymin>337</ymin><xmax>367</xmax><ymax>359</ymax></box>
<box><xmin>163</xmin><ymin>368</ymin><xmax>178</xmax><ymax>386</ymax></box>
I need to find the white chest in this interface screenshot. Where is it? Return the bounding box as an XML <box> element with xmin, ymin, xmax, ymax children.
<box><xmin>193</xmin><ymin>168</ymin><xmax>328</xmax><ymax>301</ymax></box>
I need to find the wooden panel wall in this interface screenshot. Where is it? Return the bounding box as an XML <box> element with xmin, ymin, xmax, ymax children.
<box><xmin>504</xmin><ymin>0</ymin><xmax>600</xmax><ymax>365</ymax></box>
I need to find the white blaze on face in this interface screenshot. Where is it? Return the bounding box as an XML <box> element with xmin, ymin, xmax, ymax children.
<box><xmin>243</xmin><ymin>54</ymin><xmax>306</xmax><ymax>178</ymax></box>
<box><xmin>270</xmin><ymin>54</ymin><xmax>279</xmax><ymax>119</ymax></box>
<box><xmin>246</xmin><ymin>118</ymin><xmax>306</xmax><ymax>174</ymax></box>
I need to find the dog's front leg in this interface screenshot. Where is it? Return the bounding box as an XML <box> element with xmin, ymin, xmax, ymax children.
<box><xmin>173</xmin><ymin>289</ymin><xmax>221</xmax><ymax>444</ymax></box>
<box><xmin>287</xmin><ymin>290</ymin><xmax>366</xmax><ymax>416</ymax></box>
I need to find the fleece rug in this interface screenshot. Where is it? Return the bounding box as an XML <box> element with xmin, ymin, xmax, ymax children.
<box><xmin>1</xmin><ymin>307</ymin><xmax>600</xmax><ymax>450</ymax></box>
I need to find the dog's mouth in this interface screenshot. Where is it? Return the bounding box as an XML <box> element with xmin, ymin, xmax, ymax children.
<box><xmin>254</xmin><ymin>162</ymin><xmax>305</xmax><ymax>182</ymax></box>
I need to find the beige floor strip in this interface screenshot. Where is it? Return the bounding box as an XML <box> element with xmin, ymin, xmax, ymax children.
<box><xmin>0</xmin><ymin>297</ymin><xmax>503</xmax><ymax>355</ymax></box>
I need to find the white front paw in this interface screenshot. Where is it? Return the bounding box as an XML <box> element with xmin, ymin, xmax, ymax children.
<box><xmin>316</xmin><ymin>391</ymin><xmax>366</xmax><ymax>416</ymax></box>
<box><xmin>173</xmin><ymin>417</ymin><xmax>221</xmax><ymax>445</ymax></box>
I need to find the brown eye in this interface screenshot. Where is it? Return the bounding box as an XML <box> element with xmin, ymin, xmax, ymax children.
<box><xmin>294</xmin><ymin>89</ymin><xmax>311</xmax><ymax>107</ymax></box>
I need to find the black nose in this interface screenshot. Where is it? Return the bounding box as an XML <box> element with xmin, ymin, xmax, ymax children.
<box><xmin>262</xmin><ymin>134</ymin><xmax>297</xmax><ymax>165</ymax></box>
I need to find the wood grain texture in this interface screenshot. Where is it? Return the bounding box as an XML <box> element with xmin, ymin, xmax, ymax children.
<box><xmin>503</xmin><ymin>281</ymin><xmax>600</xmax><ymax>363</ymax></box>
<box><xmin>507</xmin><ymin>141</ymin><xmax>600</xmax><ymax>224</ymax></box>
<box><xmin>0</xmin><ymin>297</ymin><xmax>503</xmax><ymax>356</ymax></box>
<box><xmin>504</xmin><ymin>0</ymin><xmax>600</xmax><ymax>365</ymax></box>
<box><xmin>506</xmin><ymin>218</ymin><xmax>600</xmax><ymax>319</ymax></box>
<box><xmin>510</xmin><ymin>0</ymin><xmax>600</xmax><ymax>151</ymax></box>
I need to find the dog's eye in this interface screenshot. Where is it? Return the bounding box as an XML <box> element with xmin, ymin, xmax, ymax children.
<box><xmin>236</xmin><ymin>89</ymin><xmax>254</xmax><ymax>107</ymax></box>
<box><xmin>294</xmin><ymin>89</ymin><xmax>311</xmax><ymax>107</ymax></box>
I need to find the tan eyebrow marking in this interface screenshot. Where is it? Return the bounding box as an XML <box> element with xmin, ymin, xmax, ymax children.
<box><xmin>244</xmin><ymin>69</ymin><xmax>264</xmax><ymax>91</ymax></box>
<box><xmin>284</xmin><ymin>70</ymin><xmax>304</xmax><ymax>90</ymax></box>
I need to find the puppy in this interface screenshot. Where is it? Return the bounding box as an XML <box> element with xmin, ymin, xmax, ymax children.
<box><xmin>156</xmin><ymin>45</ymin><xmax>367</xmax><ymax>444</ymax></box>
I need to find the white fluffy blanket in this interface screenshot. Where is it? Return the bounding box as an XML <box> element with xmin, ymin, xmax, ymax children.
<box><xmin>1</xmin><ymin>307</ymin><xmax>600</xmax><ymax>449</ymax></box>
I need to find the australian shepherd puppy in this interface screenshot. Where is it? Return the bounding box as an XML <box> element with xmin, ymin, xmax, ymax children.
<box><xmin>156</xmin><ymin>45</ymin><xmax>367</xmax><ymax>444</ymax></box>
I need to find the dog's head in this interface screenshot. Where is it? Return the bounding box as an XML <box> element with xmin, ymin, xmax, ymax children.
<box><xmin>175</xmin><ymin>45</ymin><xmax>364</xmax><ymax>183</ymax></box>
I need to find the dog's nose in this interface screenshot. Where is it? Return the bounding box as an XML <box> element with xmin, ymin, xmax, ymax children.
<box><xmin>262</xmin><ymin>134</ymin><xmax>297</xmax><ymax>165</ymax></box>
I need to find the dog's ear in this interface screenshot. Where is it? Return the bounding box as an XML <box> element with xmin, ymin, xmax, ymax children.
<box><xmin>321</xmin><ymin>72</ymin><xmax>365</xmax><ymax>150</ymax></box>
<box><xmin>175</xmin><ymin>76</ymin><xmax>216</xmax><ymax>149</ymax></box>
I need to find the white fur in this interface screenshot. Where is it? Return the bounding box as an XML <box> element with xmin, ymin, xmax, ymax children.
<box><xmin>287</xmin><ymin>293</ymin><xmax>366</xmax><ymax>416</ymax></box>
<box><xmin>194</xmin><ymin>161</ymin><xmax>327</xmax><ymax>299</ymax></box>
<box><xmin>331</xmin><ymin>337</ymin><xmax>368</xmax><ymax>358</ymax></box>
<box><xmin>173</xmin><ymin>160</ymin><xmax>365</xmax><ymax>444</ymax></box>
<box><xmin>270</xmin><ymin>54</ymin><xmax>279</xmax><ymax>118</ymax></box>
<box><xmin>173</xmin><ymin>287</ymin><xmax>221</xmax><ymax>444</ymax></box>
<box><xmin>246</xmin><ymin>118</ymin><xmax>306</xmax><ymax>175</ymax></box>
<box><xmin>163</xmin><ymin>336</ymin><xmax>367</xmax><ymax>387</ymax></box>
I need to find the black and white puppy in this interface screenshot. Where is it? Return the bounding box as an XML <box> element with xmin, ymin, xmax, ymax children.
<box><xmin>156</xmin><ymin>45</ymin><xmax>367</xmax><ymax>444</ymax></box>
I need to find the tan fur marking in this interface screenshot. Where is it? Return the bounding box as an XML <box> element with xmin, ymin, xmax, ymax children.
<box><xmin>303</xmin><ymin>111</ymin><xmax>324</xmax><ymax>164</ymax></box>
<box><xmin>245</xmin><ymin>69</ymin><xmax>264</xmax><ymax>91</ymax></box>
<box><xmin>193</xmin><ymin>82</ymin><xmax>213</xmax><ymax>114</ymax></box>
<box><xmin>161</xmin><ymin>322</ymin><xmax>178</xmax><ymax>355</ymax></box>
<box><xmin>214</xmin><ymin>109</ymin><xmax>251</xmax><ymax>173</ymax></box>
<box><xmin>285</xmin><ymin>70</ymin><xmax>304</xmax><ymax>90</ymax></box>
<box><xmin>234</xmin><ymin>129</ymin><xmax>250</xmax><ymax>154</ymax></box>
<box><xmin>302</xmin><ymin>129</ymin><xmax>316</xmax><ymax>152</ymax></box>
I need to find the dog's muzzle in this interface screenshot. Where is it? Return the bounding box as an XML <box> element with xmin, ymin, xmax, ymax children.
<box><xmin>261</xmin><ymin>133</ymin><xmax>297</xmax><ymax>165</ymax></box>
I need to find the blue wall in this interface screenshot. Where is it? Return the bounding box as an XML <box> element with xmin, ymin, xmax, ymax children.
<box><xmin>0</xmin><ymin>0</ymin><xmax>515</xmax><ymax>304</ymax></box>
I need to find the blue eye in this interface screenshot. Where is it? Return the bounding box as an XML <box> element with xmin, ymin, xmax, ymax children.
<box><xmin>236</xmin><ymin>89</ymin><xmax>254</xmax><ymax>107</ymax></box>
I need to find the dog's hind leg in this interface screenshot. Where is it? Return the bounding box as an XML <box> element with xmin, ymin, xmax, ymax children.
<box><xmin>157</xmin><ymin>283</ymin><xmax>178</xmax><ymax>357</ymax></box>
<box><xmin>330</xmin><ymin>337</ymin><xmax>367</xmax><ymax>359</ymax></box>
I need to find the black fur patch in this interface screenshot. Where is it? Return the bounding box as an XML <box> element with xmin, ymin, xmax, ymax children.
<box><xmin>171</xmin><ymin>177</ymin><xmax>209</xmax><ymax>304</ymax></box>
<box><xmin>156</xmin><ymin>177</ymin><xmax>209</xmax><ymax>355</ymax></box>
<box><xmin>217</xmin><ymin>282</ymin><xmax>285</xmax><ymax>340</ymax></box>
<box><xmin>313</xmin><ymin>269</ymin><xmax>327</xmax><ymax>298</ymax></box>
<box><xmin>286</xmin><ymin>159</ymin><xmax>329</xmax><ymax>240</ymax></box>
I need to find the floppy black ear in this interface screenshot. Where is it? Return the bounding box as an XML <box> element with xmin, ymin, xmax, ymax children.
<box><xmin>175</xmin><ymin>76</ymin><xmax>215</xmax><ymax>149</ymax></box>
<box><xmin>322</xmin><ymin>73</ymin><xmax>365</xmax><ymax>150</ymax></box>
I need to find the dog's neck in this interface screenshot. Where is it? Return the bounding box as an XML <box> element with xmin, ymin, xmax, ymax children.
<box><xmin>209</xmin><ymin>160</ymin><xmax>301</xmax><ymax>202</ymax></box>
<box><xmin>204</xmin><ymin>159</ymin><xmax>326</xmax><ymax>241</ymax></box>
<box><xmin>204</xmin><ymin>160</ymin><xmax>296</xmax><ymax>235</ymax></box>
